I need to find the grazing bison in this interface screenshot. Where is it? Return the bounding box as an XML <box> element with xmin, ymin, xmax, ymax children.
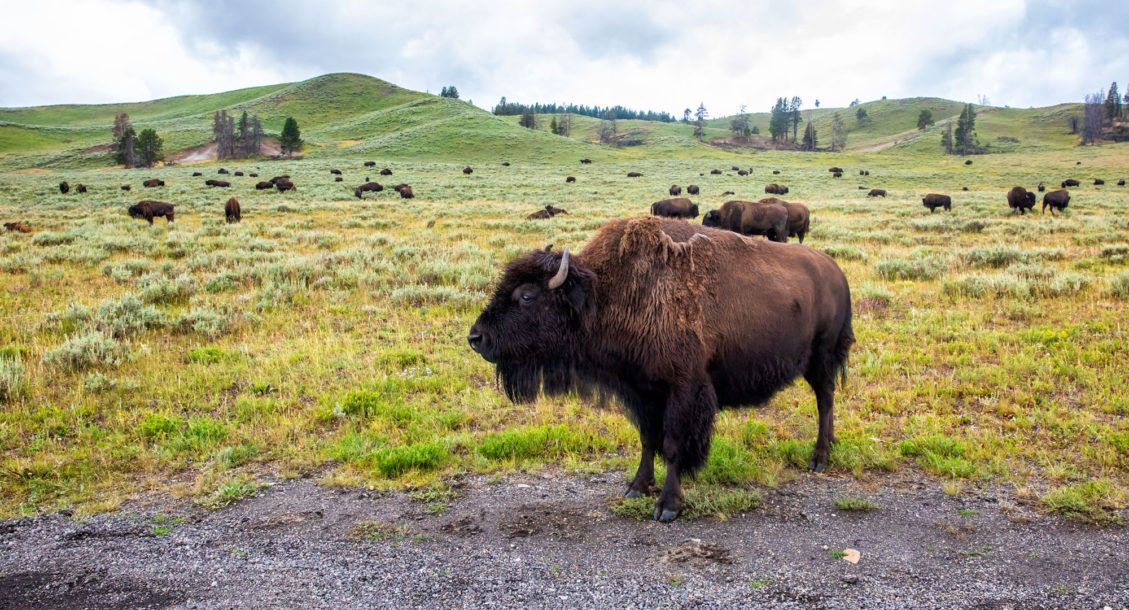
<box><xmin>922</xmin><ymin>194</ymin><xmax>952</xmax><ymax>213</ymax></box>
<box><xmin>731</xmin><ymin>166</ymin><xmax>740</xmax><ymax>171</ymax></box>
<box><xmin>772</xmin><ymin>170</ymin><xmax>780</xmax><ymax>175</ymax></box>
<box><xmin>192</xmin><ymin>172</ymin><xmax>203</xmax><ymax>177</ymax></box>
<box><xmin>1094</xmin><ymin>178</ymin><xmax>1105</xmax><ymax>185</ymax></box>
<box><xmin>964</xmin><ymin>160</ymin><xmax>973</xmax><ymax>165</ymax></box>
<box><xmin>255</xmin><ymin>181</ymin><xmax>273</xmax><ymax>190</ymax></box>
<box><xmin>354</xmin><ymin>182</ymin><xmax>383</xmax><ymax>198</ymax></box>
<box><xmin>737</xmin><ymin>170</ymin><xmax>749</xmax><ymax>176</ymax></box>
<box><xmin>225</xmin><ymin>197</ymin><xmax>241</xmax><ymax>223</ymax></box>
<box><xmin>867</xmin><ymin>189</ymin><xmax>887</xmax><ymax>197</ymax></box>
<box><xmin>721</xmin><ymin>191</ymin><xmax>735</xmax><ymax>196</ymax></box>
<box><xmin>669</xmin><ymin>185</ymin><xmax>682</xmax><ymax>196</ymax></box>
<box><xmin>4</xmin><ymin>222</ymin><xmax>32</xmax><ymax>233</ymax></box>
<box><xmin>218</xmin><ymin>168</ymin><xmax>229</xmax><ymax>175</ymax></box>
<box><xmin>380</xmin><ymin>168</ymin><xmax>393</xmax><ymax>176</ymax></box>
<box><xmin>832</xmin><ymin>172</ymin><xmax>842</xmax><ymax>178</ymax></box>
<box><xmin>364</xmin><ymin>161</ymin><xmax>376</xmax><ymax>167</ymax></box>
<box><xmin>274</xmin><ymin>179</ymin><xmax>296</xmax><ymax>192</ymax></box>
<box><xmin>205</xmin><ymin>179</ymin><xmax>230</xmax><ymax>187</ymax></box>
<box><xmin>1042</xmin><ymin>189</ymin><xmax>1070</xmax><ymax>215</ymax></box>
<box><xmin>395</xmin><ymin>184</ymin><xmax>414</xmax><ymax>199</ymax></box>
<box><xmin>580</xmin><ymin>158</ymin><xmax>592</xmax><ymax>164</ymax></box>
<box><xmin>143</xmin><ymin>179</ymin><xmax>164</xmax><ymax>188</ymax></box>
<box><xmin>627</xmin><ymin>172</ymin><xmax>643</xmax><ymax>178</ymax></box>
<box><xmin>269</xmin><ymin>175</ymin><xmax>290</xmax><ymax>184</ymax></box>
<box><xmin>463</xmin><ymin>166</ymin><xmax>473</xmax><ymax>175</ymax></box>
<box><xmin>829</xmin><ymin>167</ymin><xmax>843</xmax><ymax>173</ymax></box>
<box><xmin>121</xmin><ymin>185</ymin><xmax>131</xmax><ymax>191</ymax></box>
<box><xmin>335</xmin><ymin>176</ymin><xmax>344</xmax><ymax>182</ymax></box>
<box><xmin>1061</xmin><ymin>179</ymin><xmax>1080</xmax><ymax>187</ymax></box>
<box><xmin>59</xmin><ymin>181</ymin><xmax>70</xmax><ymax>194</ymax></box>
<box><xmin>710</xmin><ymin>169</ymin><xmax>722</xmax><ymax>175</ymax></box>
<box><xmin>687</xmin><ymin>185</ymin><xmax>700</xmax><ymax>195</ymax></box>
<box><xmin>502</xmin><ymin>162</ymin><xmax>511</xmax><ymax>167</ymax></box>
<box><xmin>1007</xmin><ymin>187</ymin><xmax>1037</xmax><ymax>215</ymax></box>
<box><xmin>859</xmin><ymin>170</ymin><xmax>869</xmax><ymax>176</ymax></box>
<box><xmin>703</xmin><ymin>200</ymin><xmax>789</xmax><ymax>242</ymax></box>
<box><xmin>566</xmin><ymin>176</ymin><xmax>576</xmax><ymax>183</ymax></box>
<box><xmin>1038</xmin><ymin>183</ymin><xmax>1046</xmax><ymax>192</ymax></box>
<box><xmin>764</xmin><ymin>183</ymin><xmax>789</xmax><ymax>195</ymax></box>
<box><xmin>76</xmin><ymin>184</ymin><xmax>88</xmax><ymax>193</ymax></box>
<box><xmin>758</xmin><ymin>198</ymin><xmax>811</xmax><ymax>243</ymax></box>
<box><xmin>234</xmin><ymin>171</ymin><xmax>244</xmax><ymax>177</ymax></box>
<box><xmin>330</xmin><ymin>169</ymin><xmax>342</xmax><ymax>175</ymax></box>
<box><xmin>249</xmin><ymin>173</ymin><xmax>258</xmax><ymax>178</ymax></box>
<box><xmin>467</xmin><ymin>217</ymin><xmax>854</xmax><ymax>521</ymax></box>
<box><xmin>651</xmin><ymin>198</ymin><xmax>699</xmax><ymax>219</ymax></box>
<box><xmin>526</xmin><ymin>205</ymin><xmax>569</xmax><ymax>220</ymax></box>
<box><xmin>128</xmin><ymin>200</ymin><xmax>175</xmax><ymax>224</ymax></box>
<box><xmin>962</xmin><ymin>186</ymin><xmax>969</xmax><ymax>191</ymax></box>
<box><xmin>1119</xmin><ymin>179</ymin><xmax>1126</xmax><ymax>186</ymax></box>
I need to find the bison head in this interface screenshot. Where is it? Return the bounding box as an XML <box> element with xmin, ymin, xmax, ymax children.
<box><xmin>701</xmin><ymin>209</ymin><xmax>721</xmax><ymax>227</ymax></box>
<box><xmin>127</xmin><ymin>204</ymin><xmax>144</xmax><ymax>218</ymax></box>
<box><xmin>468</xmin><ymin>247</ymin><xmax>594</xmax><ymax>403</ymax></box>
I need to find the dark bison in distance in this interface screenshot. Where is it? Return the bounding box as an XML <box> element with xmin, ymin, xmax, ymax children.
<box><xmin>128</xmin><ymin>200</ymin><xmax>175</xmax><ymax>224</ymax></box>
<box><xmin>627</xmin><ymin>172</ymin><xmax>643</xmax><ymax>178</ymax></box>
<box><xmin>764</xmin><ymin>183</ymin><xmax>789</xmax><ymax>195</ymax></box>
<box><xmin>467</xmin><ymin>217</ymin><xmax>854</xmax><ymax>521</ymax></box>
<box><xmin>330</xmin><ymin>169</ymin><xmax>342</xmax><ymax>175</ymax></box>
<box><xmin>651</xmin><ymin>198</ymin><xmax>699</xmax><ymax>219</ymax></box>
<box><xmin>463</xmin><ymin>166</ymin><xmax>473</xmax><ymax>175</ymax></box>
<box><xmin>1038</xmin><ymin>183</ymin><xmax>1046</xmax><ymax>192</ymax></box>
<box><xmin>758</xmin><ymin>197</ymin><xmax>810</xmax><ymax>243</ymax></box>
<box><xmin>703</xmin><ymin>200</ymin><xmax>789</xmax><ymax>242</ymax></box>
<box><xmin>121</xmin><ymin>185</ymin><xmax>131</xmax><ymax>191</ymax></box>
<box><xmin>1061</xmin><ymin>179</ymin><xmax>1080</xmax><ymax>187</ymax></box>
<box><xmin>255</xmin><ymin>181</ymin><xmax>273</xmax><ymax>190</ymax></box>
<box><xmin>1007</xmin><ymin>187</ymin><xmax>1036</xmax><ymax>214</ymax></box>
<box><xmin>922</xmin><ymin>193</ymin><xmax>952</xmax><ymax>213</ymax></box>
<box><xmin>1094</xmin><ymin>179</ymin><xmax>1105</xmax><ymax>185</ymax></box>
<box><xmin>1043</xmin><ymin>189</ymin><xmax>1070</xmax><ymax>215</ymax></box>
<box><xmin>580</xmin><ymin>158</ymin><xmax>592</xmax><ymax>164</ymax></box>
<box><xmin>669</xmin><ymin>185</ymin><xmax>682</xmax><ymax>196</ymax></box>
<box><xmin>393</xmin><ymin>184</ymin><xmax>414</xmax><ymax>198</ymax></box>
<box><xmin>526</xmin><ymin>205</ymin><xmax>569</xmax><ymax>220</ymax></box>
<box><xmin>205</xmin><ymin>179</ymin><xmax>230</xmax><ymax>187</ymax></box>
<box><xmin>710</xmin><ymin>169</ymin><xmax>722</xmax><ymax>175</ymax></box>
<box><xmin>218</xmin><ymin>168</ymin><xmax>229</xmax><ymax>174</ymax></box>
<box><xmin>192</xmin><ymin>172</ymin><xmax>203</xmax><ymax>177</ymax></box>
<box><xmin>354</xmin><ymin>182</ymin><xmax>383</xmax><ymax>198</ymax></box>
<box><xmin>4</xmin><ymin>222</ymin><xmax>32</xmax><ymax>233</ymax></box>
<box><xmin>143</xmin><ymin>179</ymin><xmax>165</xmax><ymax>188</ymax></box>
<box><xmin>687</xmin><ymin>185</ymin><xmax>700</xmax><ymax>195</ymax></box>
<box><xmin>566</xmin><ymin>176</ymin><xmax>576</xmax><ymax>183</ymax></box>
<box><xmin>225</xmin><ymin>197</ymin><xmax>241</xmax><ymax>223</ymax></box>
<box><xmin>380</xmin><ymin>168</ymin><xmax>393</xmax><ymax>176</ymax></box>
<box><xmin>274</xmin><ymin>179</ymin><xmax>297</xmax><ymax>192</ymax></box>
<box><xmin>828</xmin><ymin>167</ymin><xmax>843</xmax><ymax>173</ymax></box>
<box><xmin>234</xmin><ymin>171</ymin><xmax>244</xmax><ymax>176</ymax></box>
<box><xmin>1119</xmin><ymin>179</ymin><xmax>1126</xmax><ymax>186</ymax></box>
<box><xmin>867</xmin><ymin>189</ymin><xmax>887</xmax><ymax>197</ymax></box>
<box><xmin>364</xmin><ymin>161</ymin><xmax>376</xmax><ymax>167</ymax></box>
<box><xmin>75</xmin><ymin>184</ymin><xmax>88</xmax><ymax>193</ymax></box>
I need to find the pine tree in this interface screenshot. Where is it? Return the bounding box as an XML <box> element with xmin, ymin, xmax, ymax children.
<box><xmin>280</xmin><ymin>117</ymin><xmax>302</xmax><ymax>156</ymax></box>
<box><xmin>112</xmin><ymin>113</ymin><xmax>135</xmax><ymax>167</ymax></box>
<box><xmin>558</xmin><ymin>113</ymin><xmax>571</xmax><ymax>137</ymax></box>
<box><xmin>237</xmin><ymin>111</ymin><xmax>250</xmax><ymax>156</ymax></box>
<box><xmin>802</xmin><ymin>121</ymin><xmax>817</xmax><ymax>151</ymax></box>
<box><xmin>135</xmin><ymin>129</ymin><xmax>163</xmax><ymax>167</ymax></box>
<box><xmin>440</xmin><ymin>86</ymin><xmax>459</xmax><ymax>99</ymax></box>
<box><xmin>856</xmin><ymin>107</ymin><xmax>869</xmax><ymax>125</ymax></box>
<box><xmin>550</xmin><ymin>116</ymin><xmax>559</xmax><ymax>135</ymax></box>
<box><xmin>519</xmin><ymin>110</ymin><xmax>537</xmax><ymax>129</ymax></box>
<box><xmin>941</xmin><ymin>119</ymin><xmax>954</xmax><ymax>153</ymax></box>
<box><xmin>682</xmin><ymin>108</ymin><xmax>691</xmax><ymax>124</ymax></box>
<box><xmin>917</xmin><ymin>109</ymin><xmax>934</xmax><ymax>130</ymax></box>
<box><xmin>954</xmin><ymin>103</ymin><xmax>977</xmax><ymax>154</ymax></box>
<box><xmin>213</xmin><ymin>110</ymin><xmax>236</xmax><ymax>160</ymax></box>
<box><xmin>693</xmin><ymin>102</ymin><xmax>708</xmax><ymax>140</ymax></box>
<box><xmin>831</xmin><ymin>113</ymin><xmax>846</xmax><ymax>151</ymax></box>
<box><xmin>730</xmin><ymin>104</ymin><xmax>751</xmax><ymax>139</ymax></box>
<box><xmin>769</xmin><ymin>98</ymin><xmax>789</xmax><ymax>143</ymax></box>
<box><xmin>1105</xmin><ymin>82</ymin><xmax>1122</xmax><ymax>122</ymax></box>
<box><xmin>789</xmin><ymin>97</ymin><xmax>803</xmax><ymax>143</ymax></box>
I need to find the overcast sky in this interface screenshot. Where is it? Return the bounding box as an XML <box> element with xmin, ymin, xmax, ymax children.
<box><xmin>2</xmin><ymin>0</ymin><xmax>1127</xmax><ymax>115</ymax></box>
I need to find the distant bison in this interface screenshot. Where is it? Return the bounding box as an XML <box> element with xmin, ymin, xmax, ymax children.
<box><xmin>832</xmin><ymin>172</ymin><xmax>842</xmax><ymax>178</ymax></box>
<box><xmin>922</xmin><ymin>193</ymin><xmax>952</xmax><ymax>213</ymax></box>
<box><xmin>121</xmin><ymin>185</ymin><xmax>131</xmax><ymax>191</ymax></box>
<box><xmin>218</xmin><ymin>168</ymin><xmax>229</xmax><ymax>175</ymax></box>
<box><xmin>380</xmin><ymin>168</ymin><xmax>393</xmax><ymax>176</ymax></box>
<box><xmin>364</xmin><ymin>161</ymin><xmax>376</xmax><ymax>167</ymax></box>
<box><xmin>703</xmin><ymin>200</ymin><xmax>789</xmax><ymax>242</ymax></box>
<box><xmin>128</xmin><ymin>200</ymin><xmax>175</xmax><ymax>224</ymax></box>
<box><xmin>4</xmin><ymin>222</ymin><xmax>32</xmax><ymax>233</ymax></box>
<box><xmin>710</xmin><ymin>169</ymin><xmax>722</xmax><ymax>175</ymax></box>
<box><xmin>687</xmin><ymin>185</ymin><xmax>700</xmax><ymax>195</ymax></box>
<box><xmin>737</xmin><ymin>170</ymin><xmax>749</xmax><ymax>176</ymax></box>
<box><xmin>274</xmin><ymin>179</ymin><xmax>296</xmax><ymax>192</ymax></box>
<box><xmin>225</xmin><ymin>197</ymin><xmax>242</xmax><ymax>223</ymax></box>
<box><xmin>650</xmin><ymin>198</ymin><xmax>699</xmax><ymax>219</ymax></box>
<box><xmin>463</xmin><ymin>166</ymin><xmax>473</xmax><ymax>175</ymax></box>
<box><xmin>335</xmin><ymin>176</ymin><xmax>343</xmax><ymax>182</ymax></box>
<box><xmin>580</xmin><ymin>158</ymin><xmax>592</xmax><ymax>164</ymax></box>
<box><xmin>669</xmin><ymin>185</ymin><xmax>682</xmax><ymax>196</ymax></box>
<box><xmin>867</xmin><ymin>189</ymin><xmax>887</xmax><ymax>197</ymax></box>
<box><xmin>330</xmin><ymin>169</ymin><xmax>342</xmax><ymax>175</ymax></box>
<box><xmin>255</xmin><ymin>181</ymin><xmax>274</xmax><ymax>190</ymax></box>
<box><xmin>234</xmin><ymin>171</ymin><xmax>244</xmax><ymax>176</ymax></box>
<box><xmin>758</xmin><ymin>197</ymin><xmax>810</xmax><ymax>243</ymax></box>
<box><xmin>1042</xmin><ymin>189</ymin><xmax>1070</xmax><ymax>215</ymax></box>
<box><xmin>502</xmin><ymin>162</ymin><xmax>511</xmax><ymax>167</ymax></box>
<box><xmin>1119</xmin><ymin>179</ymin><xmax>1126</xmax><ymax>186</ymax></box>
<box><xmin>526</xmin><ymin>205</ymin><xmax>569</xmax><ymax>220</ymax></box>
<box><xmin>249</xmin><ymin>173</ymin><xmax>258</xmax><ymax>178</ymax></box>
<box><xmin>772</xmin><ymin>170</ymin><xmax>780</xmax><ymax>175</ymax></box>
<box><xmin>59</xmin><ymin>181</ymin><xmax>70</xmax><ymax>194</ymax></box>
<box><xmin>394</xmin><ymin>184</ymin><xmax>414</xmax><ymax>199</ymax></box>
<box><xmin>721</xmin><ymin>191</ymin><xmax>735</xmax><ymax>196</ymax></box>
<box><xmin>627</xmin><ymin>172</ymin><xmax>643</xmax><ymax>178</ymax></box>
<box><xmin>566</xmin><ymin>176</ymin><xmax>576</xmax><ymax>183</ymax></box>
<box><xmin>764</xmin><ymin>183</ymin><xmax>789</xmax><ymax>195</ymax></box>
<box><xmin>1037</xmin><ymin>183</ymin><xmax>1046</xmax><ymax>192</ymax></box>
<box><xmin>964</xmin><ymin>160</ymin><xmax>972</xmax><ymax>165</ymax></box>
<box><xmin>962</xmin><ymin>186</ymin><xmax>969</xmax><ymax>191</ymax></box>
<box><xmin>829</xmin><ymin>167</ymin><xmax>843</xmax><ymax>173</ymax></box>
<box><xmin>205</xmin><ymin>179</ymin><xmax>230</xmax><ymax>187</ymax></box>
<box><xmin>143</xmin><ymin>179</ymin><xmax>164</xmax><ymax>188</ymax></box>
<box><xmin>76</xmin><ymin>184</ymin><xmax>88</xmax><ymax>193</ymax></box>
<box><xmin>269</xmin><ymin>175</ymin><xmax>290</xmax><ymax>184</ymax></box>
<box><xmin>1094</xmin><ymin>178</ymin><xmax>1105</xmax><ymax>185</ymax></box>
<box><xmin>732</xmin><ymin>166</ymin><xmax>740</xmax><ymax>171</ymax></box>
<box><xmin>192</xmin><ymin>172</ymin><xmax>203</xmax><ymax>177</ymax></box>
<box><xmin>1061</xmin><ymin>179</ymin><xmax>1080</xmax><ymax>187</ymax></box>
<box><xmin>354</xmin><ymin>182</ymin><xmax>384</xmax><ymax>198</ymax></box>
<box><xmin>1007</xmin><ymin>186</ymin><xmax>1036</xmax><ymax>215</ymax></box>
<box><xmin>859</xmin><ymin>170</ymin><xmax>870</xmax><ymax>176</ymax></box>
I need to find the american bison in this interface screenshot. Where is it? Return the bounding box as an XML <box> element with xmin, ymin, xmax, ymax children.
<box><xmin>143</xmin><ymin>179</ymin><xmax>164</xmax><ymax>188</ymax></box>
<box><xmin>721</xmin><ymin>191</ymin><xmax>735</xmax><ymax>196</ymax></box>
<box><xmin>467</xmin><ymin>217</ymin><xmax>854</xmax><ymax>521</ymax></box>
<box><xmin>1042</xmin><ymin>189</ymin><xmax>1070</xmax><ymax>215</ymax></box>
<box><xmin>832</xmin><ymin>172</ymin><xmax>842</xmax><ymax>178</ymax></box>
<box><xmin>687</xmin><ymin>185</ymin><xmax>700</xmax><ymax>195</ymax></box>
<box><xmin>218</xmin><ymin>168</ymin><xmax>229</xmax><ymax>174</ymax></box>
<box><xmin>502</xmin><ymin>162</ymin><xmax>511</xmax><ymax>167</ymax></box>
<box><xmin>1061</xmin><ymin>179</ymin><xmax>1080</xmax><ymax>187</ymax></box>
<box><xmin>269</xmin><ymin>175</ymin><xmax>290</xmax><ymax>185</ymax></box>
<box><xmin>354</xmin><ymin>182</ymin><xmax>383</xmax><ymax>198</ymax></box>
<box><xmin>249</xmin><ymin>173</ymin><xmax>258</xmax><ymax>178</ymax></box>
<box><xmin>463</xmin><ymin>166</ymin><xmax>473</xmax><ymax>175</ymax></box>
<box><xmin>225</xmin><ymin>197</ymin><xmax>241</xmax><ymax>223</ymax></box>
<box><xmin>829</xmin><ymin>167</ymin><xmax>843</xmax><ymax>173</ymax></box>
<box><xmin>764</xmin><ymin>183</ymin><xmax>789</xmax><ymax>195</ymax></box>
<box><xmin>275</xmin><ymin>179</ymin><xmax>296</xmax><ymax>192</ymax></box>
<box><xmin>330</xmin><ymin>169</ymin><xmax>342</xmax><ymax>175</ymax></box>
<box><xmin>526</xmin><ymin>205</ymin><xmax>569</xmax><ymax>220</ymax></box>
<box><xmin>128</xmin><ymin>200</ymin><xmax>175</xmax><ymax>224</ymax></box>
<box><xmin>962</xmin><ymin>186</ymin><xmax>969</xmax><ymax>191</ymax></box>
<box><xmin>59</xmin><ymin>181</ymin><xmax>70</xmax><ymax>194</ymax></box>
<box><xmin>758</xmin><ymin>198</ymin><xmax>810</xmax><ymax>243</ymax></box>
<box><xmin>703</xmin><ymin>200</ymin><xmax>789</xmax><ymax>242</ymax></box>
<box><xmin>669</xmin><ymin>185</ymin><xmax>682</xmax><ymax>196</ymax></box>
<box><xmin>651</xmin><ymin>198</ymin><xmax>699</xmax><ymax>219</ymax></box>
<box><xmin>121</xmin><ymin>185</ymin><xmax>131</xmax><ymax>191</ymax></box>
<box><xmin>1007</xmin><ymin>187</ymin><xmax>1036</xmax><ymax>215</ymax></box>
<box><xmin>922</xmin><ymin>194</ymin><xmax>952</xmax><ymax>213</ymax></box>
<box><xmin>1037</xmin><ymin>183</ymin><xmax>1046</xmax><ymax>192</ymax></box>
<box><xmin>4</xmin><ymin>222</ymin><xmax>32</xmax><ymax>233</ymax></box>
<box><xmin>335</xmin><ymin>176</ymin><xmax>344</xmax><ymax>182</ymax></box>
<box><xmin>710</xmin><ymin>169</ymin><xmax>722</xmax><ymax>175</ymax></box>
<box><xmin>964</xmin><ymin>160</ymin><xmax>972</xmax><ymax>165</ymax></box>
<box><xmin>255</xmin><ymin>181</ymin><xmax>273</xmax><ymax>190</ymax></box>
<box><xmin>395</xmin><ymin>184</ymin><xmax>414</xmax><ymax>199</ymax></box>
<box><xmin>380</xmin><ymin>168</ymin><xmax>393</xmax><ymax>176</ymax></box>
<box><xmin>566</xmin><ymin>176</ymin><xmax>576</xmax><ymax>183</ymax></box>
<box><xmin>867</xmin><ymin>189</ymin><xmax>887</xmax><ymax>197</ymax></box>
<box><xmin>1119</xmin><ymin>179</ymin><xmax>1126</xmax><ymax>186</ymax></box>
<box><xmin>234</xmin><ymin>171</ymin><xmax>244</xmax><ymax>177</ymax></box>
<box><xmin>772</xmin><ymin>170</ymin><xmax>781</xmax><ymax>175</ymax></box>
<box><xmin>1094</xmin><ymin>178</ymin><xmax>1105</xmax><ymax>185</ymax></box>
<box><xmin>627</xmin><ymin>172</ymin><xmax>643</xmax><ymax>178</ymax></box>
<box><xmin>205</xmin><ymin>179</ymin><xmax>230</xmax><ymax>187</ymax></box>
<box><xmin>75</xmin><ymin>184</ymin><xmax>88</xmax><ymax>193</ymax></box>
<box><xmin>192</xmin><ymin>172</ymin><xmax>203</xmax><ymax>177</ymax></box>
<box><xmin>737</xmin><ymin>170</ymin><xmax>749</xmax><ymax>176</ymax></box>
<box><xmin>364</xmin><ymin>161</ymin><xmax>376</xmax><ymax>167</ymax></box>
<box><xmin>731</xmin><ymin>166</ymin><xmax>740</xmax><ymax>171</ymax></box>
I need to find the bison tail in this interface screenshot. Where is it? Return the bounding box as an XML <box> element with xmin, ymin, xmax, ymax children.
<box><xmin>835</xmin><ymin>315</ymin><xmax>855</xmax><ymax>390</ymax></box>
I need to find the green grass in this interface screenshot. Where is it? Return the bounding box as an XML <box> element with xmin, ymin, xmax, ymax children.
<box><xmin>1041</xmin><ymin>480</ymin><xmax>1126</xmax><ymax>524</ymax></box>
<box><xmin>835</xmin><ymin>496</ymin><xmax>879</xmax><ymax>512</ymax></box>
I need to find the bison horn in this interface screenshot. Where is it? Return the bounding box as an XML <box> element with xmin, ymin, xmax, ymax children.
<box><xmin>548</xmin><ymin>248</ymin><xmax>570</xmax><ymax>290</ymax></box>
<box><xmin>544</xmin><ymin>243</ymin><xmax>554</xmax><ymax>252</ymax></box>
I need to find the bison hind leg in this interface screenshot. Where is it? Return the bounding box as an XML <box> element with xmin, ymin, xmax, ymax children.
<box><xmin>655</xmin><ymin>382</ymin><xmax>718</xmax><ymax>522</ymax></box>
<box><xmin>804</xmin><ymin>321</ymin><xmax>855</xmax><ymax>473</ymax></box>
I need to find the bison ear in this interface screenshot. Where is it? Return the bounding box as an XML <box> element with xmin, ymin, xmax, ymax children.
<box><xmin>563</xmin><ymin>279</ymin><xmax>587</xmax><ymax>313</ymax></box>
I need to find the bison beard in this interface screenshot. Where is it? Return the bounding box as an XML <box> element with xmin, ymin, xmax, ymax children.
<box><xmin>468</xmin><ymin>218</ymin><xmax>854</xmax><ymax>522</ymax></box>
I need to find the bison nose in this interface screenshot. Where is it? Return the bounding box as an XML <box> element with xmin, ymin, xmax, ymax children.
<box><xmin>467</xmin><ymin>331</ymin><xmax>483</xmax><ymax>351</ymax></box>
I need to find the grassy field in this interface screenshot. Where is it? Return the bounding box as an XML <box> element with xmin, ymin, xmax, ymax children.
<box><xmin>0</xmin><ymin>75</ymin><xmax>1127</xmax><ymax>523</ymax></box>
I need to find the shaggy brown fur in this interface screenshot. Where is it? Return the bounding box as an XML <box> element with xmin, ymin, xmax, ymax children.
<box><xmin>703</xmin><ymin>200</ymin><xmax>789</xmax><ymax>242</ymax></box>
<box><xmin>1042</xmin><ymin>189</ymin><xmax>1070</xmax><ymax>215</ymax></box>
<box><xmin>757</xmin><ymin>198</ymin><xmax>810</xmax><ymax>243</ymax></box>
<box><xmin>525</xmin><ymin>205</ymin><xmax>569</xmax><ymax>220</ymax></box>
<box><xmin>1007</xmin><ymin>187</ymin><xmax>1036</xmax><ymax>214</ymax></box>
<box><xmin>468</xmin><ymin>217</ymin><xmax>853</xmax><ymax>522</ymax></box>
<box><xmin>225</xmin><ymin>197</ymin><xmax>241</xmax><ymax>223</ymax></box>
<box><xmin>128</xmin><ymin>200</ymin><xmax>175</xmax><ymax>224</ymax></box>
<box><xmin>764</xmin><ymin>183</ymin><xmax>789</xmax><ymax>195</ymax></box>
<box><xmin>867</xmin><ymin>189</ymin><xmax>886</xmax><ymax>197</ymax></box>
<box><xmin>143</xmin><ymin>179</ymin><xmax>164</xmax><ymax>188</ymax></box>
<box><xmin>274</xmin><ymin>179</ymin><xmax>296</xmax><ymax>192</ymax></box>
<box><xmin>4</xmin><ymin>222</ymin><xmax>32</xmax><ymax>233</ymax></box>
<box><xmin>922</xmin><ymin>193</ymin><xmax>951</xmax><ymax>213</ymax></box>
<box><xmin>354</xmin><ymin>182</ymin><xmax>383</xmax><ymax>198</ymax></box>
<box><xmin>651</xmin><ymin>198</ymin><xmax>699</xmax><ymax>219</ymax></box>
<box><xmin>394</xmin><ymin>184</ymin><xmax>414</xmax><ymax>199</ymax></box>
<box><xmin>255</xmin><ymin>181</ymin><xmax>273</xmax><ymax>190</ymax></box>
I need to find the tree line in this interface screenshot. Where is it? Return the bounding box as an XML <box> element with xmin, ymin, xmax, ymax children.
<box><xmin>110</xmin><ymin>111</ymin><xmax>302</xmax><ymax>167</ymax></box>
<box><xmin>1080</xmin><ymin>80</ymin><xmax>1127</xmax><ymax>144</ymax></box>
<box><xmin>111</xmin><ymin>114</ymin><xmax>162</xmax><ymax>168</ymax></box>
<box><xmin>493</xmin><ymin>98</ymin><xmax>676</xmax><ymax>122</ymax></box>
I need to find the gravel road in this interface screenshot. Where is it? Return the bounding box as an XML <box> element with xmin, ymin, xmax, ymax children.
<box><xmin>1</xmin><ymin>471</ymin><xmax>1125</xmax><ymax>609</ymax></box>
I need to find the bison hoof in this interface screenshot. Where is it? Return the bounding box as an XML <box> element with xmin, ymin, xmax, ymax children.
<box><xmin>654</xmin><ymin>507</ymin><xmax>680</xmax><ymax>523</ymax></box>
<box><xmin>625</xmin><ymin>488</ymin><xmax>643</xmax><ymax>499</ymax></box>
<box><xmin>807</xmin><ymin>457</ymin><xmax>828</xmax><ymax>473</ymax></box>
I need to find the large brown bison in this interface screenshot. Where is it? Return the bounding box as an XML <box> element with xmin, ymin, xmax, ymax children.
<box><xmin>1007</xmin><ymin>187</ymin><xmax>1036</xmax><ymax>215</ymax></box>
<box><xmin>922</xmin><ymin>193</ymin><xmax>952</xmax><ymax>213</ymax></box>
<box><xmin>275</xmin><ymin>179</ymin><xmax>296</xmax><ymax>192</ymax></box>
<box><xmin>354</xmin><ymin>182</ymin><xmax>383</xmax><ymax>198</ymax></box>
<box><xmin>143</xmin><ymin>179</ymin><xmax>165</xmax><ymax>188</ymax></box>
<box><xmin>764</xmin><ymin>183</ymin><xmax>789</xmax><ymax>195</ymax></box>
<box><xmin>225</xmin><ymin>197</ymin><xmax>241</xmax><ymax>223</ymax></box>
<box><xmin>651</xmin><ymin>198</ymin><xmax>699</xmax><ymax>219</ymax></box>
<box><xmin>393</xmin><ymin>184</ymin><xmax>414</xmax><ymax>199</ymax></box>
<box><xmin>702</xmin><ymin>200</ymin><xmax>789</xmax><ymax>242</ymax></box>
<box><xmin>467</xmin><ymin>217</ymin><xmax>854</xmax><ymax>521</ymax></box>
<box><xmin>4</xmin><ymin>222</ymin><xmax>32</xmax><ymax>233</ymax></box>
<box><xmin>128</xmin><ymin>200</ymin><xmax>175</xmax><ymax>224</ymax></box>
<box><xmin>1061</xmin><ymin>179</ymin><xmax>1080</xmax><ymax>187</ymax></box>
<box><xmin>687</xmin><ymin>185</ymin><xmax>700</xmax><ymax>195</ymax></box>
<box><xmin>255</xmin><ymin>181</ymin><xmax>274</xmax><ymax>190</ymax></box>
<box><xmin>526</xmin><ymin>205</ymin><xmax>569</xmax><ymax>220</ymax></box>
<box><xmin>1042</xmin><ymin>189</ymin><xmax>1070</xmax><ymax>215</ymax></box>
<box><xmin>669</xmin><ymin>185</ymin><xmax>682</xmax><ymax>196</ymax></box>
<box><xmin>758</xmin><ymin>197</ymin><xmax>810</xmax><ymax>243</ymax></box>
<box><xmin>867</xmin><ymin>189</ymin><xmax>887</xmax><ymax>197</ymax></box>
<box><xmin>205</xmin><ymin>179</ymin><xmax>230</xmax><ymax>187</ymax></box>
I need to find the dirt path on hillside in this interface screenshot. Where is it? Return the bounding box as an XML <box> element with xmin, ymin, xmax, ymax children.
<box><xmin>853</xmin><ymin>113</ymin><xmax>966</xmax><ymax>153</ymax></box>
<box><xmin>168</xmin><ymin>138</ymin><xmax>283</xmax><ymax>164</ymax></box>
<box><xmin>1</xmin><ymin>471</ymin><xmax>1124</xmax><ymax>609</ymax></box>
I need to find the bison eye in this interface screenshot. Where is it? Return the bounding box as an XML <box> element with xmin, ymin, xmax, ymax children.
<box><xmin>512</xmin><ymin>284</ymin><xmax>540</xmax><ymax>305</ymax></box>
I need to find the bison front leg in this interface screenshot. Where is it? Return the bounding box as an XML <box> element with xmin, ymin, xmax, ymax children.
<box><xmin>626</xmin><ymin>417</ymin><xmax>662</xmax><ymax>499</ymax></box>
<box><xmin>655</xmin><ymin>382</ymin><xmax>718</xmax><ymax>522</ymax></box>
